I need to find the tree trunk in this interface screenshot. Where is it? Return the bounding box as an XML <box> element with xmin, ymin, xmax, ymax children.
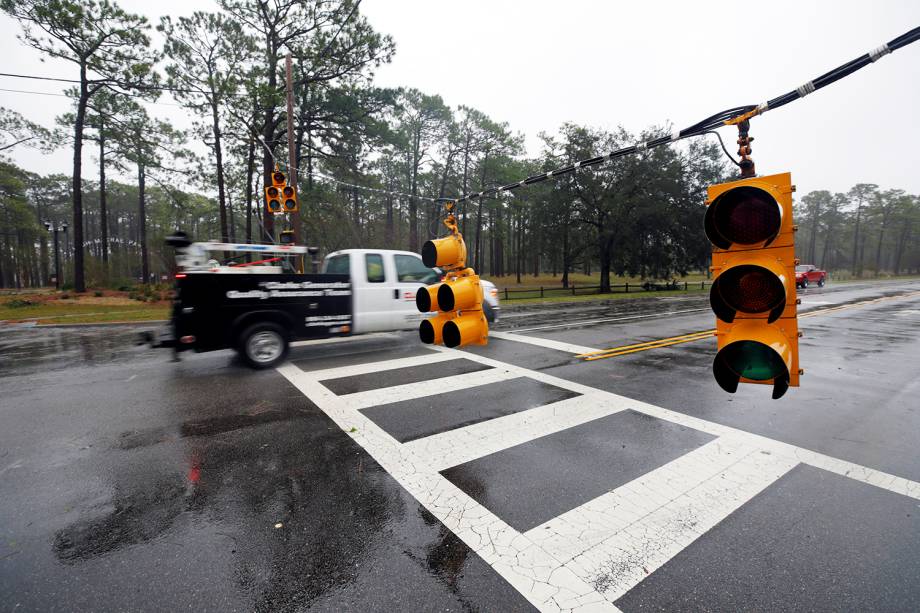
<box><xmin>138</xmin><ymin>160</ymin><xmax>148</xmax><ymax>284</ymax></box>
<box><xmin>228</xmin><ymin>191</ymin><xmax>236</xmax><ymax>243</ymax></box>
<box><xmin>245</xmin><ymin>136</ymin><xmax>255</xmax><ymax>245</ymax></box>
<box><xmin>72</xmin><ymin>66</ymin><xmax>89</xmax><ymax>292</ymax></box>
<box><xmin>99</xmin><ymin>120</ymin><xmax>108</xmax><ymax>267</ymax></box>
<box><xmin>851</xmin><ymin>200</ymin><xmax>863</xmax><ymax>276</ymax></box>
<box><xmin>599</xmin><ymin>233</ymin><xmax>612</xmax><ymax>293</ymax></box>
<box><xmin>211</xmin><ymin>96</ymin><xmax>229</xmax><ymax>243</ymax></box>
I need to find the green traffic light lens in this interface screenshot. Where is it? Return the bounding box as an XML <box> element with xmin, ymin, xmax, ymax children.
<box><xmin>717</xmin><ymin>340</ymin><xmax>786</xmax><ymax>381</ymax></box>
<box><xmin>269</xmin><ymin>199</ymin><xmax>281</xmax><ymax>211</ymax></box>
<box><xmin>717</xmin><ymin>265</ymin><xmax>785</xmax><ymax>314</ymax></box>
<box><xmin>709</xmin><ymin>186</ymin><xmax>781</xmax><ymax>246</ymax></box>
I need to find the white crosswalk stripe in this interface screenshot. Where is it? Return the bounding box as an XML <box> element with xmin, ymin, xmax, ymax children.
<box><xmin>277</xmin><ymin>344</ymin><xmax>920</xmax><ymax>612</ymax></box>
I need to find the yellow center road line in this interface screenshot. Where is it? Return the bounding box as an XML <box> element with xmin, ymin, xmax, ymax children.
<box><xmin>576</xmin><ymin>329</ymin><xmax>717</xmax><ymax>358</ymax></box>
<box><xmin>582</xmin><ymin>331</ymin><xmax>715</xmax><ymax>361</ymax></box>
<box><xmin>579</xmin><ymin>289</ymin><xmax>920</xmax><ymax>362</ymax></box>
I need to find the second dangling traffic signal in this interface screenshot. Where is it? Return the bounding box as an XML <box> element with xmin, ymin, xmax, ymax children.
<box><xmin>416</xmin><ymin>202</ymin><xmax>488</xmax><ymax>348</ymax></box>
<box><xmin>706</xmin><ymin>171</ymin><xmax>800</xmax><ymax>399</ymax></box>
<box><xmin>264</xmin><ymin>184</ymin><xmax>282</xmax><ymax>214</ymax></box>
<box><xmin>281</xmin><ymin>184</ymin><xmax>298</xmax><ymax>213</ymax></box>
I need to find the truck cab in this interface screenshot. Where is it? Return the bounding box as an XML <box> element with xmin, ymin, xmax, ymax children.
<box><xmin>323</xmin><ymin>249</ymin><xmax>440</xmax><ymax>333</ymax></box>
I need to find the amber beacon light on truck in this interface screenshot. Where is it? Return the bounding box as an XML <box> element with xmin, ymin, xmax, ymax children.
<box><xmin>706</xmin><ymin>172</ymin><xmax>801</xmax><ymax>399</ymax></box>
<box><xmin>416</xmin><ymin>202</ymin><xmax>488</xmax><ymax>348</ymax></box>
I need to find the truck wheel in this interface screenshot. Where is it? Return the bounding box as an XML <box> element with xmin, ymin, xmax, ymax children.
<box><xmin>818</xmin><ymin>276</ymin><xmax>826</xmax><ymax>287</ymax></box>
<box><xmin>801</xmin><ymin>278</ymin><xmax>808</xmax><ymax>289</ymax></box>
<box><xmin>239</xmin><ymin>322</ymin><xmax>289</xmax><ymax>369</ymax></box>
<box><xmin>484</xmin><ymin>302</ymin><xmax>496</xmax><ymax>323</ymax></box>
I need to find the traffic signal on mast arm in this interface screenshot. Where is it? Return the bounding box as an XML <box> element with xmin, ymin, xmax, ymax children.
<box><xmin>706</xmin><ymin>171</ymin><xmax>801</xmax><ymax>399</ymax></box>
<box><xmin>416</xmin><ymin>203</ymin><xmax>489</xmax><ymax>348</ymax></box>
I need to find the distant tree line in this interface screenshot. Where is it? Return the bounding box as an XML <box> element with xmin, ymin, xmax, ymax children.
<box><xmin>1</xmin><ymin>0</ymin><xmax>918</xmax><ymax>290</ymax></box>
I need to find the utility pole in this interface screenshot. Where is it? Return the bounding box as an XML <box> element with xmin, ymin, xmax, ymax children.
<box><xmin>285</xmin><ymin>53</ymin><xmax>301</xmax><ymax>249</ymax></box>
<box><xmin>44</xmin><ymin>221</ymin><xmax>67</xmax><ymax>290</ymax></box>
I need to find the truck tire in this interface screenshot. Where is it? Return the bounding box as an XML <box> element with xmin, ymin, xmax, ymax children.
<box><xmin>818</xmin><ymin>276</ymin><xmax>826</xmax><ymax>287</ymax></box>
<box><xmin>801</xmin><ymin>278</ymin><xmax>808</xmax><ymax>289</ymax></box>
<box><xmin>484</xmin><ymin>302</ymin><xmax>496</xmax><ymax>323</ymax></box>
<box><xmin>239</xmin><ymin>322</ymin><xmax>289</xmax><ymax>369</ymax></box>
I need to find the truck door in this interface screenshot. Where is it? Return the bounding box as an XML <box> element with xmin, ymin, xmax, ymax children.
<box><xmin>353</xmin><ymin>252</ymin><xmax>394</xmax><ymax>332</ymax></box>
<box><xmin>391</xmin><ymin>253</ymin><xmax>440</xmax><ymax>330</ymax></box>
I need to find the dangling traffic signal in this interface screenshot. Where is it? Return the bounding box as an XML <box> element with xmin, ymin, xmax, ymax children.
<box><xmin>416</xmin><ymin>202</ymin><xmax>488</xmax><ymax>348</ymax></box>
<box><xmin>706</xmin><ymin>172</ymin><xmax>800</xmax><ymax>399</ymax></box>
<box><xmin>264</xmin><ymin>185</ymin><xmax>282</xmax><ymax>214</ymax></box>
<box><xmin>281</xmin><ymin>184</ymin><xmax>298</xmax><ymax>213</ymax></box>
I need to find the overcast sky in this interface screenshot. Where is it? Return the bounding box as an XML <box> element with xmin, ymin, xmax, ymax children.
<box><xmin>2</xmin><ymin>0</ymin><xmax>918</xmax><ymax>199</ymax></box>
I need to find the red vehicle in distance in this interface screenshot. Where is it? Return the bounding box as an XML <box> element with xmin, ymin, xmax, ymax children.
<box><xmin>795</xmin><ymin>264</ymin><xmax>827</xmax><ymax>289</ymax></box>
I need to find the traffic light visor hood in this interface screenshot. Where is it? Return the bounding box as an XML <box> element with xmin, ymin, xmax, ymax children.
<box><xmin>711</xmin><ymin>257</ymin><xmax>788</xmax><ymax>323</ymax></box>
<box><xmin>442</xmin><ymin>312</ymin><xmax>486</xmax><ymax>348</ymax></box>
<box><xmin>416</xmin><ymin>284</ymin><xmax>441</xmax><ymax>313</ymax></box>
<box><xmin>422</xmin><ymin>235</ymin><xmax>466</xmax><ymax>268</ymax></box>
<box><xmin>706</xmin><ymin>185</ymin><xmax>783</xmax><ymax>249</ymax></box>
<box><xmin>437</xmin><ymin>277</ymin><xmax>479</xmax><ymax>312</ymax></box>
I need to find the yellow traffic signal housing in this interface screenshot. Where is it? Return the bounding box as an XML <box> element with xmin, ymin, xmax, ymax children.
<box><xmin>281</xmin><ymin>184</ymin><xmax>298</xmax><ymax>213</ymax></box>
<box><xmin>271</xmin><ymin>170</ymin><xmax>286</xmax><ymax>187</ymax></box>
<box><xmin>264</xmin><ymin>185</ymin><xmax>282</xmax><ymax>215</ymax></box>
<box><xmin>706</xmin><ymin>172</ymin><xmax>800</xmax><ymax>399</ymax></box>
<box><xmin>416</xmin><ymin>203</ymin><xmax>488</xmax><ymax>348</ymax></box>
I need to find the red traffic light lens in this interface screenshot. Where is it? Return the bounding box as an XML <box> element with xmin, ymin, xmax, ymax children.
<box><xmin>273</xmin><ymin>172</ymin><xmax>285</xmax><ymax>184</ymax></box>
<box><xmin>706</xmin><ymin>186</ymin><xmax>781</xmax><ymax>248</ymax></box>
<box><xmin>715</xmin><ymin>265</ymin><xmax>785</xmax><ymax>316</ymax></box>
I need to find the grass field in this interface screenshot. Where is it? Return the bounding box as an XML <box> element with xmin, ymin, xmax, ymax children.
<box><xmin>0</xmin><ymin>291</ymin><xmax>169</xmax><ymax>325</ymax></box>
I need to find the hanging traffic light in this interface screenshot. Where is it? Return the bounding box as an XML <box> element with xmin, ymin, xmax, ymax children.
<box><xmin>264</xmin><ymin>185</ymin><xmax>282</xmax><ymax>214</ymax></box>
<box><xmin>706</xmin><ymin>171</ymin><xmax>800</xmax><ymax>399</ymax></box>
<box><xmin>271</xmin><ymin>170</ymin><xmax>286</xmax><ymax>187</ymax></box>
<box><xmin>416</xmin><ymin>202</ymin><xmax>488</xmax><ymax>348</ymax></box>
<box><xmin>281</xmin><ymin>184</ymin><xmax>298</xmax><ymax>213</ymax></box>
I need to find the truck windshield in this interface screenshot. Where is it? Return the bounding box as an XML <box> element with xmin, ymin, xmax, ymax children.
<box><xmin>795</xmin><ymin>265</ymin><xmax>809</xmax><ymax>272</ymax></box>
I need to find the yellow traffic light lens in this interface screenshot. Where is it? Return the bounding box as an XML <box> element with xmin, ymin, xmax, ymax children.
<box><xmin>714</xmin><ymin>265</ymin><xmax>785</xmax><ymax>317</ymax></box>
<box><xmin>706</xmin><ymin>186</ymin><xmax>781</xmax><ymax>248</ymax></box>
<box><xmin>267</xmin><ymin>187</ymin><xmax>279</xmax><ymax>197</ymax></box>
<box><xmin>716</xmin><ymin>340</ymin><xmax>786</xmax><ymax>381</ymax></box>
<box><xmin>283</xmin><ymin>186</ymin><xmax>295</xmax><ymax>197</ymax></box>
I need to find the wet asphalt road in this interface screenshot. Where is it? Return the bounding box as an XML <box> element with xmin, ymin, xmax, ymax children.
<box><xmin>1</xmin><ymin>279</ymin><xmax>919</xmax><ymax>611</ymax></box>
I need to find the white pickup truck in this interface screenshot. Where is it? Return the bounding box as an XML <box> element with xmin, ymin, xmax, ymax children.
<box><xmin>154</xmin><ymin>238</ymin><xmax>499</xmax><ymax>368</ymax></box>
